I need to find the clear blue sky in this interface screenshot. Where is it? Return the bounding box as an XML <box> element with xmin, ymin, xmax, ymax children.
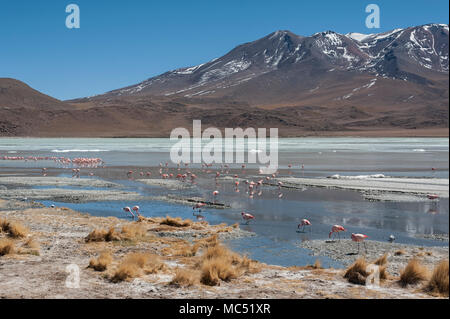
<box><xmin>0</xmin><ymin>0</ymin><xmax>448</xmax><ymax>100</ymax></box>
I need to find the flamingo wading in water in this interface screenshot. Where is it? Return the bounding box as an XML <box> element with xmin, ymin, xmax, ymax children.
<box><xmin>241</xmin><ymin>212</ymin><xmax>255</xmax><ymax>225</ymax></box>
<box><xmin>123</xmin><ymin>206</ymin><xmax>135</xmax><ymax>219</ymax></box>
<box><xmin>132</xmin><ymin>206</ymin><xmax>140</xmax><ymax>218</ymax></box>
<box><xmin>298</xmin><ymin>219</ymin><xmax>311</xmax><ymax>232</ymax></box>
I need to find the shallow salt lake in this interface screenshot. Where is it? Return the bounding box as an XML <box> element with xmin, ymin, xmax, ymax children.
<box><xmin>1</xmin><ymin>137</ymin><xmax>449</xmax><ymax>268</ymax></box>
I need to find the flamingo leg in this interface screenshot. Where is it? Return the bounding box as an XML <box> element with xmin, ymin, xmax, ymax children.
<box><xmin>364</xmin><ymin>242</ymin><xmax>368</xmax><ymax>254</ymax></box>
<box><xmin>338</xmin><ymin>232</ymin><xmax>340</xmax><ymax>241</ymax></box>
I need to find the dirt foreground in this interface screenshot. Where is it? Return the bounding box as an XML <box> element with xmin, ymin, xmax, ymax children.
<box><xmin>0</xmin><ymin>199</ymin><xmax>446</xmax><ymax>299</ymax></box>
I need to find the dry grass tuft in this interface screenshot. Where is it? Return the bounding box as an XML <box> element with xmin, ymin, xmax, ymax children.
<box><xmin>200</xmin><ymin>258</ymin><xmax>238</xmax><ymax>285</ymax></box>
<box><xmin>344</xmin><ymin>258</ymin><xmax>369</xmax><ymax>285</ymax></box>
<box><xmin>198</xmin><ymin>243</ymin><xmax>260</xmax><ymax>286</ymax></box>
<box><xmin>88</xmin><ymin>252</ymin><xmax>113</xmax><ymax>272</ymax></box>
<box><xmin>120</xmin><ymin>223</ymin><xmax>147</xmax><ymax>240</ymax></box>
<box><xmin>300</xmin><ymin>259</ymin><xmax>323</xmax><ymax>270</ymax></box>
<box><xmin>0</xmin><ymin>218</ymin><xmax>29</xmax><ymax>238</ymax></box>
<box><xmin>21</xmin><ymin>237</ymin><xmax>40</xmax><ymax>255</ymax></box>
<box><xmin>85</xmin><ymin>227</ymin><xmax>121</xmax><ymax>242</ymax></box>
<box><xmin>111</xmin><ymin>252</ymin><xmax>166</xmax><ymax>282</ymax></box>
<box><xmin>379</xmin><ymin>265</ymin><xmax>389</xmax><ymax>280</ymax></box>
<box><xmin>399</xmin><ymin>258</ymin><xmax>428</xmax><ymax>287</ymax></box>
<box><xmin>0</xmin><ymin>239</ymin><xmax>15</xmax><ymax>256</ymax></box>
<box><xmin>160</xmin><ymin>216</ymin><xmax>192</xmax><ymax>227</ymax></box>
<box><xmin>373</xmin><ymin>253</ymin><xmax>388</xmax><ymax>266</ymax></box>
<box><xmin>425</xmin><ymin>260</ymin><xmax>449</xmax><ymax>296</ymax></box>
<box><xmin>170</xmin><ymin>268</ymin><xmax>198</xmax><ymax>287</ymax></box>
<box><xmin>394</xmin><ymin>249</ymin><xmax>406</xmax><ymax>256</ymax></box>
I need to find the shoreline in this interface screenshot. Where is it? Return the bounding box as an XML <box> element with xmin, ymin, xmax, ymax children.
<box><xmin>1</xmin><ymin>128</ymin><xmax>449</xmax><ymax>138</ymax></box>
<box><xmin>0</xmin><ymin>199</ymin><xmax>446</xmax><ymax>299</ymax></box>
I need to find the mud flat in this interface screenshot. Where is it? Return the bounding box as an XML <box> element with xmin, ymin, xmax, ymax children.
<box><xmin>0</xmin><ymin>188</ymin><xmax>142</xmax><ymax>203</ymax></box>
<box><xmin>150</xmin><ymin>195</ymin><xmax>231</xmax><ymax>209</ymax></box>
<box><xmin>0</xmin><ymin>201</ymin><xmax>441</xmax><ymax>299</ymax></box>
<box><xmin>276</xmin><ymin>177</ymin><xmax>449</xmax><ymax>202</ymax></box>
<box><xmin>299</xmin><ymin>239</ymin><xmax>449</xmax><ymax>277</ymax></box>
<box><xmin>136</xmin><ymin>179</ymin><xmax>193</xmax><ymax>190</ymax></box>
<box><xmin>0</xmin><ymin>176</ymin><xmax>120</xmax><ymax>188</ymax></box>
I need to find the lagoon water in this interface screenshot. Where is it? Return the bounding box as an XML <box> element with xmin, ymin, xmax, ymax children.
<box><xmin>1</xmin><ymin>137</ymin><xmax>449</xmax><ymax>267</ymax></box>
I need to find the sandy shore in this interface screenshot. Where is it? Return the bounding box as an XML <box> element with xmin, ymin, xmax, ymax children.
<box><xmin>275</xmin><ymin>176</ymin><xmax>449</xmax><ymax>202</ymax></box>
<box><xmin>0</xmin><ymin>176</ymin><xmax>120</xmax><ymax>188</ymax></box>
<box><xmin>0</xmin><ymin>199</ymin><xmax>446</xmax><ymax>299</ymax></box>
<box><xmin>0</xmin><ymin>188</ymin><xmax>143</xmax><ymax>203</ymax></box>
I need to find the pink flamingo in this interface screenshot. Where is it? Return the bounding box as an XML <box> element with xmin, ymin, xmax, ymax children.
<box><xmin>329</xmin><ymin>225</ymin><xmax>346</xmax><ymax>240</ymax></box>
<box><xmin>351</xmin><ymin>233</ymin><xmax>369</xmax><ymax>254</ymax></box>
<box><xmin>212</xmin><ymin>190</ymin><xmax>219</xmax><ymax>203</ymax></box>
<box><xmin>427</xmin><ymin>194</ymin><xmax>439</xmax><ymax>200</ymax></box>
<box><xmin>241</xmin><ymin>212</ymin><xmax>255</xmax><ymax>224</ymax></box>
<box><xmin>123</xmin><ymin>206</ymin><xmax>135</xmax><ymax>218</ymax></box>
<box><xmin>132</xmin><ymin>205</ymin><xmax>140</xmax><ymax>217</ymax></box>
<box><xmin>298</xmin><ymin>219</ymin><xmax>311</xmax><ymax>232</ymax></box>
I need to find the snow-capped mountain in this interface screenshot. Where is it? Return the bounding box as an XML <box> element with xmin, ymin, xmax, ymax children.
<box><xmin>91</xmin><ymin>23</ymin><xmax>448</xmax><ymax>103</ymax></box>
<box><xmin>5</xmin><ymin>24</ymin><xmax>445</xmax><ymax>137</ymax></box>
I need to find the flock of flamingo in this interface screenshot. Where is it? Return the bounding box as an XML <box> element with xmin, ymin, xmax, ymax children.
<box><xmin>2</xmin><ymin>155</ymin><xmax>439</xmax><ymax>255</ymax></box>
<box><xmin>0</xmin><ymin>155</ymin><xmax>104</xmax><ymax>168</ymax></box>
<box><xmin>119</xmin><ymin>162</ymin><xmax>374</xmax><ymax>254</ymax></box>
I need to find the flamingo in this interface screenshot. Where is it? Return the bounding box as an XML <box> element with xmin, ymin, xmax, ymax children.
<box><xmin>123</xmin><ymin>206</ymin><xmax>135</xmax><ymax>218</ymax></box>
<box><xmin>132</xmin><ymin>205</ymin><xmax>140</xmax><ymax>217</ymax></box>
<box><xmin>241</xmin><ymin>212</ymin><xmax>255</xmax><ymax>224</ymax></box>
<box><xmin>212</xmin><ymin>190</ymin><xmax>219</xmax><ymax>203</ymax></box>
<box><xmin>427</xmin><ymin>194</ymin><xmax>439</xmax><ymax>200</ymax></box>
<box><xmin>329</xmin><ymin>225</ymin><xmax>346</xmax><ymax>240</ymax></box>
<box><xmin>298</xmin><ymin>219</ymin><xmax>311</xmax><ymax>232</ymax></box>
<box><xmin>351</xmin><ymin>233</ymin><xmax>369</xmax><ymax>254</ymax></box>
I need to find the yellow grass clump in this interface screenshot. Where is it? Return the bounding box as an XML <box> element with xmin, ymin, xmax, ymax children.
<box><xmin>345</xmin><ymin>255</ymin><xmax>389</xmax><ymax>285</ymax></box>
<box><xmin>21</xmin><ymin>237</ymin><xmax>40</xmax><ymax>256</ymax></box>
<box><xmin>170</xmin><ymin>268</ymin><xmax>198</xmax><ymax>287</ymax></box>
<box><xmin>85</xmin><ymin>227</ymin><xmax>121</xmax><ymax>242</ymax></box>
<box><xmin>394</xmin><ymin>249</ymin><xmax>406</xmax><ymax>256</ymax></box>
<box><xmin>120</xmin><ymin>223</ymin><xmax>147</xmax><ymax>240</ymax></box>
<box><xmin>0</xmin><ymin>218</ymin><xmax>29</xmax><ymax>238</ymax></box>
<box><xmin>399</xmin><ymin>258</ymin><xmax>428</xmax><ymax>287</ymax></box>
<box><xmin>425</xmin><ymin>260</ymin><xmax>449</xmax><ymax>296</ymax></box>
<box><xmin>0</xmin><ymin>239</ymin><xmax>15</xmax><ymax>256</ymax></box>
<box><xmin>344</xmin><ymin>257</ymin><xmax>369</xmax><ymax>285</ymax></box>
<box><xmin>88</xmin><ymin>252</ymin><xmax>113</xmax><ymax>272</ymax></box>
<box><xmin>111</xmin><ymin>252</ymin><xmax>166</xmax><ymax>282</ymax></box>
<box><xmin>373</xmin><ymin>253</ymin><xmax>388</xmax><ymax>266</ymax></box>
<box><xmin>160</xmin><ymin>216</ymin><xmax>192</xmax><ymax>227</ymax></box>
<box><xmin>199</xmin><ymin>243</ymin><xmax>260</xmax><ymax>286</ymax></box>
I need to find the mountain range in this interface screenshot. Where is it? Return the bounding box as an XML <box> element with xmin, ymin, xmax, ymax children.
<box><xmin>1</xmin><ymin>23</ymin><xmax>448</xmax><ymax>137</ymax></box>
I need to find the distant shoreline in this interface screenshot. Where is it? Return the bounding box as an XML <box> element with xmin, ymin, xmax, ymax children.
<box><xmin>0</xmin><ymin>128</ymin><xmax>449</xmax><ymax>139</ymax></box>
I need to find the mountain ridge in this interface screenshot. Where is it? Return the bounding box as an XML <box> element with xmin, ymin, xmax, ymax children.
<box><xmin>1</xmin><ymin>23</ymin><xmax>448</xmax><ymax>137</ymax></box>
